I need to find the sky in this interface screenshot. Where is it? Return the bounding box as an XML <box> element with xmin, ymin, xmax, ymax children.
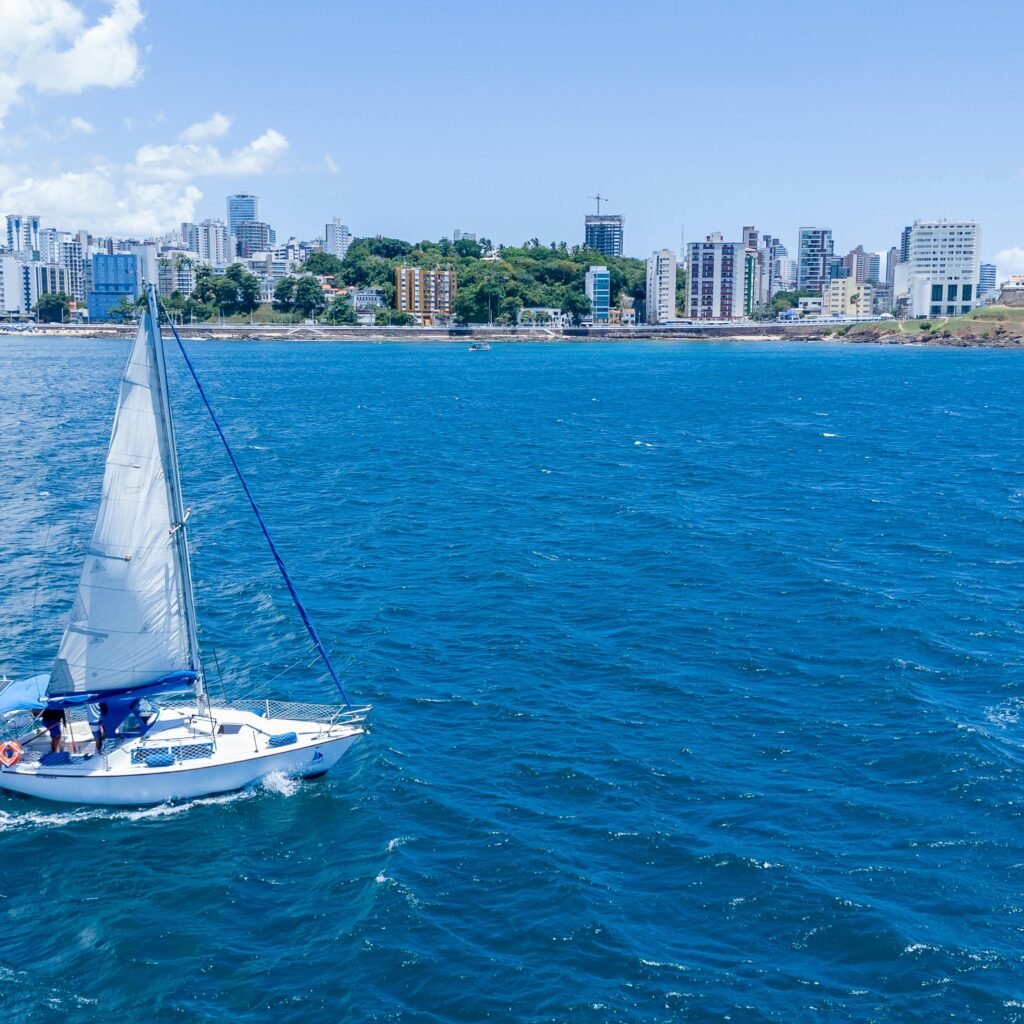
<box><xmin>0</xmin><ymin>0</ymin><xmax>1022</xmax><ymax>279</ymax></box>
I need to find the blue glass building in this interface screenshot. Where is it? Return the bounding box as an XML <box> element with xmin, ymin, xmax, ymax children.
<box><xmin>585</xmin><ymin>265</ymin><xmax>611</xmax><ymax>323</ymax></box>
<box><xmin>979</xmin><ymin>262</ymin><xmax>997</xmax><ymax>300</ymax></box>
<box><xmin>88</xmin><ymin>254</ymin><xmax>140</xmax><ymax>320</ymax></box>
<box><xmin>227</xmin><ymin>194</ymin><xmax>259</xmax><ymax>238</ymax></box>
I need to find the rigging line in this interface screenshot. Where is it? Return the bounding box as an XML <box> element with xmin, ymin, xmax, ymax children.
<box><xmin>157</xmin><ymin>303</ymin><xmax>354</xmax><ymax>710</ymax></box>
<box><xmin>209</xmin><ymin>645</ymin><xmax>227</xmax><ymax>698</ymax></box>
<box><xmin>262</xmin><ymin>652</ymin><xmax>323</xmax><ymax>689</ymax></box>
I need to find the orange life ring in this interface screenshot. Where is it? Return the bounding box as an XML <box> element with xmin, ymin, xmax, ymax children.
<box><xmin>0</xmin><ymin>740</ymin><xmax>23</xmax><ymax>767</ymax></box>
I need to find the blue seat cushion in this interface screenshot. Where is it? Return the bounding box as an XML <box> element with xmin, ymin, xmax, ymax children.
<box><xmin>131</xmin><ymin>746</ymin><xmax>170</xmax><ymax>765</ymax></box>
<box><xmin>144</xmin><ymin>752</ymin><xmax>174</xmax><ymax>768</ymax></box>
<box><xmin>40</xmin><ymin>751</ymin><xmax>72</xmax><ymax>766</ymax></box>
<box><xmin>267</xmin><ymin>731</ymin><xmax>297</xmax><ymax>748</ymax></box>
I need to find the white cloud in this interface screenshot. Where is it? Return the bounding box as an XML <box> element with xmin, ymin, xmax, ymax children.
<box><xmin>996</xmin><ymin>247</ymin><xmax>1024</xmax><ymax>285</ymax></box>
<box><xmin>0</xmin><ymin>166</ymin><xmax>201</xmax><ymax>235</ymax></box>
<box><xmin>68</xmin><ymin>115</ymin><xmax>95</xmax><ymax>135</ymax></box>
<box><xmin>0</xmin><ymin>122</ymin><xmax>289</xmax><ymax>236</ymax></box>
<box><xmin>133</xmin><ymin>128</ymin><xmax>289</xmax><ymax>182</ymax></box>
<box><xmin>0</xmin><ymin>0</ymin><xmax>143</xmax><ymax>126</ymax></box>
<box><xmin>323</xmin><ymin>153</ymin><xmax>339</xmax><ymax>175</ymax></box>
<box><xmin>179</xmin><ymin>112</ymin><xmax>231</xmax><ymax>143</ymax></box>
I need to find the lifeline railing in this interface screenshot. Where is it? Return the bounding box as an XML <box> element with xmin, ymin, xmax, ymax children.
<box><xmin>0</xmin><ymin>696</ymin><xmax>370</xmax><ymax>772</ymax></box>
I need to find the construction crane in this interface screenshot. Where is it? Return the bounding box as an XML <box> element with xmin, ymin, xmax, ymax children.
<box><xmin>587</xmin><ymin>193</ymin><xmax>608</xmax><ymax>215</ymax></box>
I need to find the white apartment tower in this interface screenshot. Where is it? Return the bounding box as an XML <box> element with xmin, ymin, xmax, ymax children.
<box><xmin>0</xmin><ymin>256</ymin><xmax>23</xmax><ymax>314</ymax></box>
<box><xmin>181</xmin><ymin>220</ymin><xmax>231</xmax><ymax>268</ymax></box>
<box><xmin>645</xmin><ymin>249</ymin><xmax>676</xmax><ymax>324</ymax></box>
<box><xmin>905</xmin><ymin>220</ymin><xmax>980</xmax><ymax>318</ymax></box>
<box><xmin>324</xmin><ymin>218</ymin><xmax>353</xmax><ymax>260</ymax></box>
<box><xmin>5</xmin><ymin>214</ymin><xmax>41</xmax><ymax>256</ymax></box>
<box><xmin>687</xmin><ymin>233</ymin><xmax>757</xmax><ymax>320</ymax></box>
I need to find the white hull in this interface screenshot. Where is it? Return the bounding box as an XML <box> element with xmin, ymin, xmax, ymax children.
<box><xmin>0</xmin><ymin>702</ymin><xmax>366</xmax><ymax>806</ymax></box>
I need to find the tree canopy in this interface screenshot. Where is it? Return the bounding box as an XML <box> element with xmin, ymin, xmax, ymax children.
<box><xmin>273</xmin><ymin>275</ymin><xmax>328</xmax><ymax>318</ymax></box>
<box><xmin>107</xmin><ymin>296</ymin><xmax>138</xmax><ymax>323</ymax></box>
<box><xmin>35</xmin><ymin>292</ymin><xmax>72</xmax><ymax>323</ymax></box>
<box><xmin>325</xmin><ymin>293</ymin><xmax>357</xmax><ymax>324</ymax></box>
<box><xmin>293</xmin><ymin>276</ymin><xmax>327</xmax><ymax>318</ymax></box>
<box><xmin>330</xmin><ymin>235</ymin><xmax>647</xmax><ymax>325</ymax></box>
<box><xmin>303</xmin><ymin>251</ymin><xmax>345</xmax><ymax>276</ymax></box>
<box><xmin>192</xmin><ymin>263</ymin><xmax>261</xmax><ymax>316</ymax></box>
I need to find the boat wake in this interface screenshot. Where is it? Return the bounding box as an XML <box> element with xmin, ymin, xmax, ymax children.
<box><xmin>0</xmin><ymin>770</ymin><xmax>306</xmax><ymax>831</ymax></box>
<box><xmin>259</xmin><ymin>769</ymin><xmax>301</xmax><ymax>797</ymax></box>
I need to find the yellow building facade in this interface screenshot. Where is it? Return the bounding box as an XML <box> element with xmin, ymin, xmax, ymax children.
<box><xmin>822</xmin><ymin>277</ymin><xmax>873</xmax><ymax>318</ymax></box>
<box><xmin>395</xmin><ymin>267</ymin><xmax>457</xmax><ymax>324</ymax></box>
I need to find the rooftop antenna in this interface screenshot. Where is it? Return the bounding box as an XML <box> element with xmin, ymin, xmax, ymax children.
<box><xmin>588</xmin><ymin>193</ymin><xmax>608</xmax><ymax>215</ymax></box>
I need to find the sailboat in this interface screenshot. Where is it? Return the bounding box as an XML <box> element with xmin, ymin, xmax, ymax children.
<box><xmin>0</xmin><ymin>286</ymin><xmax>369</xmax><ymax>805</ymax></box>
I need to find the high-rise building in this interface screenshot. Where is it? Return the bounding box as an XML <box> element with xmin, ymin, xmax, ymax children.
<box><xmin>324</xmin><ymin>218</ymin><xmax>353</xmax><ymax>260</ymax></box>
<box><xmin>899</xmin><ymin>225</ymin><xmax>912</xmax><ymax>263</ymax></box>
<box><xmin>181</xmin><ymin>220</ymin><xmax>231</xmax><ymax>267</ymax></box>
<box><xmin>59</xmin><ymin>239</ymin><xmax>86</xmax><ymax>301</ymax></box>
<box><xmin>797</xmin><ymin>227</ymin><xmax>834</xmax><ymax>293</ymax></box>
<box><xmin>885</xmin><ymin>247</ymin><xmax>900</xmax><ymax>288</ymax></box>
<box><xmin>5</xmin><ymin>214</ymin><xmax>41</xmax><ymax>256</ymax></box>
<box><xmin>37</xmin><ymin>227</ymin><xmax>61</xmax><ymax>263</ymax></box>
<box><xmin>585</xmin><ymin>265</ymin><xmax>611</xmax><ymax>323</ymax></box>
<box><xmin>454</xmin><ymin>229</ymin><xmax>477</xmax><ymax>243</ymax></box>
<box><xmin>584</xmin><ymin>215</ymin><xmax>624</xmax><ymax>258</ymax></box>
<box><xmin>844</xmin><ymin>245</ymin><xmax>874</xmax><ymax>284</ymax></box>
<box><xmin>32</xmin><ymin>229</ymin><xmax>85</xmax><ymax>301</ymax></box>
<box><xmin>227</xmin><ymin>194</ymin><xmax>259</xmax><ymax>238</ymax></box>
<box><xmin>130</xmin><ymin>243</ymin><xmax>159</xmax><ymax>289</ymax></box>
<box><xmin>739</xmin><ymin>227</ymin><xmax>764</xmax><ymax>305</ymax></box>
<box><xmin>979</xmin><ymin>263</ymin><xmax>997</xmax><ymax>301</ymax></box>
<box><xmin>905</xmin><ymin>219</ymin><xmax>980</xmax><ymax>318</ymax></box>
<box><xmin>24</xmin><ymin>263</ymin><xmax>70</xmax><ymax>314</ymax></box>
<box><xmin>88</xmin><ymin>253</ymin><xmax>141</xmax><ymax>320</ymax></box>
<box><xmin>0</xmin><ymin>256</ymin><xmax>23</xmax><ymax>314</ymax></box>
<box><xmin>686</xmin><ymin>233</ymin><xmax>757</xmax><ymax>320</ymax></box>
<box><xmin>395</xmin><ymin>267</ymin><xmax>457</xmax><ymax>324</ymax></box>
<box><xmin>235</xmin><ymin>221</ymin><xmax>275</xmax><ymax>257</ymax></box>
<box><xmin>645</xmin><ymin>249</ymin><xmax>676</xmax><ymax>324</ymax></box>
<box><xmin>757</xmin><ymin>234</ymin><xmax>787</xmax><ymax>301</ymax></box>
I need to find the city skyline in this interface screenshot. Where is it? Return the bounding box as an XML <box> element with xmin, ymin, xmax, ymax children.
<box><xmin>0</xmin><ymin>0</ymin><xmax>1020</xmax><ymax>281</ymax></box>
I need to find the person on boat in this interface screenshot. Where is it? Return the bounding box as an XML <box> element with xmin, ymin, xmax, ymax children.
<box><xmin>87</xmin><ymin>702</ymin><xmax>108</xmax><ymax>754</ymax></box>
<box><xmin>40</xmin><ymin>708</ymin><xmax>64</xmax><ymax>753</ymax></box>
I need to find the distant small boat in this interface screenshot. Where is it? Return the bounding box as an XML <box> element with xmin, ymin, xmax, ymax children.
<box><xmin>468</xmin><ymin>342</ymin><xmax>492</xmax><ymax>352</ymax></box>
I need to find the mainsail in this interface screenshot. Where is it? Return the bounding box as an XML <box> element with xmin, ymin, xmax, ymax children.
<box><xmin>49</xmin><ymin>296</ymin><xmax>198</xmax><ymax>696</ymax></box>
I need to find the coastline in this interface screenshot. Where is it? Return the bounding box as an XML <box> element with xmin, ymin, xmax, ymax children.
<box><xmin>4</xmin><ymin>322</ymin><xmax>1023</xmax><ymax>347</ymax></box>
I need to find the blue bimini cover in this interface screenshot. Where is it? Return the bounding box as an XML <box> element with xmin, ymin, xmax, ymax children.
<box><xmin>0</xmin><ymin>675</ymin><xmax>49</xmax><ymax>714</ymax></box>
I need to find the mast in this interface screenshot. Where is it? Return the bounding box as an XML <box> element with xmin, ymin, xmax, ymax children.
<box><xmin>146</xmin><ymin>284</ymin><xmax>206</xmax><ymax>712</ymax></box>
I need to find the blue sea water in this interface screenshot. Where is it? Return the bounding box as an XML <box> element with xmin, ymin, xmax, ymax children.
<box><xmin>2</xmin><ymin>337</ymin><xmax>1024</xmax><ymax>1023</ymax></box>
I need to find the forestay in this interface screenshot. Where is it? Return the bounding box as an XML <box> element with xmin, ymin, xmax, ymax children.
<box><xmin>49</xmin><ymin>307</ymin><xmax>194</xmax><ymax>696</ymax></box>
